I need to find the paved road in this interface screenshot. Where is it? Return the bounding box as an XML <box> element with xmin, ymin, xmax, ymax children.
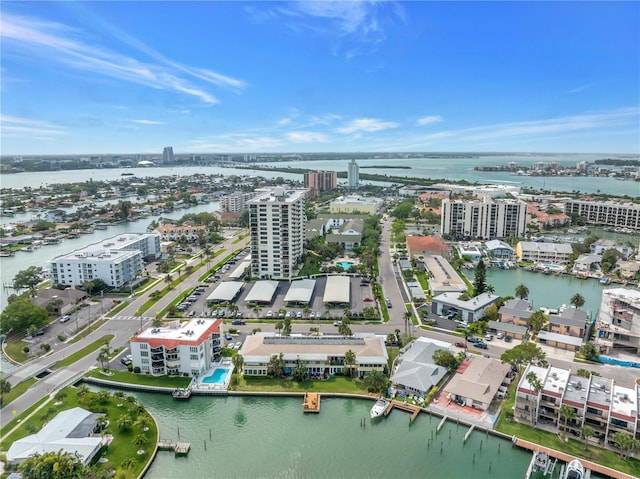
<box><xmin>0</xmin><ymin>231</ymin><xmax>248</xmax><ymax>428</ymax></box>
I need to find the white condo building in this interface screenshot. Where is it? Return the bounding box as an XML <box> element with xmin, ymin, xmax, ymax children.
<box><xmin>50</xmin><ymin>233</ymin><xmax>161</xmax><ymax>288</ymax></box>
<box><xmin>564</xmin><ymin>199</ymin><xmax>640</xmax><ymax>231</ymax></box>
<box><xmin>248</xmin><ymin>187</ymin><xmax>307</xmax><ymax>280</ymax></box>
<box><xmin>440</xmin><ymin>198</ymin><xmax>527</xmax><ymax>240</ymax></box>
<box><xmin>347</xmin><ymin>159</ymin><xmax>359</xmax><ymax>188</ymax></box>
<box><xmin>130</xmin><ymin>318</ymin><xmax>222</xmax><ymax>376</ymax></box>
<box><xmin>596</xmin><ymin>288</ymin><xmax>640</xmax><ymax>355</ymax></box>
<box><xmin>221</xmin><ymin>191</ymin><xmax>257</xmax><ymax>213</ymax></box>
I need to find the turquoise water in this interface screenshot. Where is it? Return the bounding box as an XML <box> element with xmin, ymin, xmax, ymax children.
<box><xmin>127</xmin><ymin>393</ymin><xmax>532</xmax><ymax>479</ymax></box>
<box><xmin>202</xmin><ymin>368</ymin><xmax>229</xmax><ymax>385</ymax></box>
<box><xmin>337</xmin><ymin>261</ymin><xmax>354</xmax><ymax>271</ymax></box>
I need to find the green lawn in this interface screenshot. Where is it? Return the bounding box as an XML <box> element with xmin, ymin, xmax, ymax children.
<box><xmin>0</xmin><ymin>395</ymin><xmax>49</xmax><ymax>439</ymax></box>
<box><xmin>86</xmin><ymin>369</ymin><xmax>191</xmax><ymax>388</ymax></box>
<box><xmin>52</xmin><ymin>335</ymin><xmax>114</xmax><ymax>370</ymax></box>
<box><xmin>1</xmin><ymin>378</ymin><xmax>37</xmax><ymax>408</ymax></box>
<box><xmin>495</xmin><ymin>382</ymin><xmax>640</xmax><ymax>477</ymax></box>
<box><xmin>3</xmin><ymin>339</ymin><xmax>30</xmax><ymax>363</ymax></box>
<box><xmin>236</xmin><ymin>375</ymin><xmax>367</xmax><ymax>394</ymax></box>
<box><xmin>1</xmin><ymin>386</ymin><xmax>157</xmax><ymax>479</ymax></box>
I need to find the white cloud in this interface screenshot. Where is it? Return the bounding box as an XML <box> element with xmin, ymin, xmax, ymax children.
<box><xmin>337</xmin><ymin>117</ymin><xmax>399</xmax><ymax>134</ymax></box>
<box><xmin>131</xmin><ymin>119</ymin><xmax>164</xmax><ymax>125</ymax></box>
<box><xmin>0</xmin><ymin>13</ymin><xmax>247</xmax><ymax>105</ymax></box>
<box><xmin>286</xmin><ymin>131</ymin><xmax>329</xmax><ymax>143</ymax></box>
<box><xmin>416</xmin><ymin>115</ymin><xmax>443</xmax><ymax>126</ymax></box>
<box><xmin>0</xmin><ymin>115</ymin><xmax>66</xmax><ymax>138</ymax></box>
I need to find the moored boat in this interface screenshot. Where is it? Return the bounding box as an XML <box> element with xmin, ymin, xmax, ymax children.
<box><xmin>172</xmin><ymin>387</ymin><xmax>192</xmax><ymax>400</ymax></box>
<box><xmin>564</xmin><ymin>459</ymin><xmax>585</xmax><ymax>479</ymax></box>
<box><xmin>370</xmin><ymin>397</ymin><xmax>390</xmax><ymax>419</ymax></box>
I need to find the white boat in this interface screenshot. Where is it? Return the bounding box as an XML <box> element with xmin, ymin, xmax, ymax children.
<box><xmin>564</xmin><ymin>459</ymin><xmax>585</xmax><ymax>479</ymax></box>
<box><xmin>370</xmin><ymin>398</ymin><xmax>390</xmax><ymax>419</ymax></box>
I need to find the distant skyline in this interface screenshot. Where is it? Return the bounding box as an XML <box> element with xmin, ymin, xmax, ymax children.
<box><xmin>1</xmin><ymin>1</ymin><xmax>638</xmax><ymax>155</ymax></box>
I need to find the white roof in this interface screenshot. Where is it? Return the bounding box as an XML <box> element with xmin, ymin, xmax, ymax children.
<box><xmin>7</xmin><ymin>407</ymin><xmax>102</xmax><ymax>465</ymax></box>
<box><xmin>485</xmin><ymin>239</ymin><xmax>513</xmax><ymax>252</ymax></box>
<box><xmin>518</xmin><ymin>241</ymin><xmax>573</xmax><ymax>254</ymax></box>
<box><xmin>229</xmin><ymin>260</ymin><xmax>251</xmax><ymax>279</ymax></box>
<box><xmin>537</xmin><ymin>330</ymin><xmax>583</xmax><ymax>347</ymax></box>
<box><xmin>245</xmin><ymin>281</ymin><xmax>279</xmax><ymax>303</ymax></box>
<box><xmin>323</xmin><ymin>275</ymin><xmax>351</xmax><ymax>303</ymax></box>
<box><xmin>284</xmin><ymin>279</ymin><xmax>316</xmax><ymax>303</ymax></box>
<box><xmin>432</xmin><ymin>292</ymin><xmax>499</xmax><ymax>312</ymax></box>
<box><xmin>611</xmin><ymin>384</ymin><xmax>638</xmax><ymax>418</ymax></box>
<box><xmin>206</xmin><ymin>281</ymin><xmax>244</xmax><ymax>302</ymax></box>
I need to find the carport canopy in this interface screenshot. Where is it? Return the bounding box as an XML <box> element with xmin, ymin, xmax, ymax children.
<box><xmin>206</xmin><ymin>281</ymin><xmax>244</xmax><ymax>303</ymax></box>
<box><xmin>284</xmin><ymin>279</ymin><xmax>316</xmax><ymax>304</ymax></box>
<box><xmin>323</xmin><ymin>276</ymin><xmax>350</xmax><ymax>304</ymax></box>
<box><xmin>245</xmin><ymin>280</ymin><xmax>279</xmax><ymax>304</ymax></box>
<box><xmin>229</xmin><ymin>260</ymin><xmax>251</xmax><ymax>279</ymax></box>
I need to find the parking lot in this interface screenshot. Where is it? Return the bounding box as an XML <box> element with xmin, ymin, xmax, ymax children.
<box><xmin>176</xmin><ymin>268</ymin><xmax>378</xmax><ymax>322</ymax></box>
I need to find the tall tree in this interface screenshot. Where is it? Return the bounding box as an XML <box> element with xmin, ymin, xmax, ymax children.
<box><xmin>500</xmin><ymin>342</ymin><xmax>547</xmax><ymax>375</ymax></box>
<box><xmin>0</xmin><ymin>378</ymin><xmax>11</xmax><ymax>406</ymax></box>
<box><xmin>232</xmin><ymin>353</ymin><xmax>244</xmax><ymax>385</ymax></box>
<box><xmin>581</xmin><ymin>425</ymin><xmax>595</xmax><ymax>451</ymax></box>
<box><xmin>558</xmin><ymin>405</ymin><xmax>577</xmax><ymax>439</ymax></box>
<box><xmin>344</xmin><ymin>349</ymin><xmax>357</xmax><ymax>378</ymax></box>
<box><xmin>267</xmin><ymin>353</ymin><xmax>285</xmax><ymax>377</ymax></box>
<box><xmin>13</xmin><ymin>266</ymin><xmax>44</xmax><ymax>296</ymax></box>
<box><xmin>570</xmin><ymin>293</ymin><xmax>585</xmax><ymax>309</ymax></box>
<box><xmin>19</xmin><ymin>450</ymin><xmax>85</xmax><ymax>479</ymax></box>
<box><xmin>282</xmin><ymin>316</ymin><xmax>292</xmax><ymax>336</ymax></box>
<box><xmin>338</xmin><ymin>323</ymin><xmax>353</xmax><ymax>336</ymax></box>
<box><xmin>473</xmin><ymin>259</ymin><xmax>487</xmax><ymax>296</ymax></box>
<box><xmin>515</xmin><ymin>284</ymin><xmax>529</xmax><ymax>300</ymax></box>
<box><xmin>611</xmin><ymin>431</ymin><xmax>638</xmax><ymax>459</ymax></box>
<box><xmin>0</xmin><ymin>299</ymin><xmax>49</xmax><ymax>334</ymax></box>
<box><xmin>432</xmin><ymin>349</ymin><xmax>459</xmax><ymax>371</ymax></box>
<box><xmin>528</xmin><ymin>311</ymin><xmax>548</xmax><ymax>335</ymax></box>
<box><xmin>363</xmin><ymin>370</ymin><xmax>388</xmax><ymax>394</ymax></box>
<box><xmin>525</xmin><ymin>371</ymin><xmax>543</xmax><ymax>426</ymax></box>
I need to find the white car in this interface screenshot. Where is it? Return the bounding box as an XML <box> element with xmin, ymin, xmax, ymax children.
<box><xmin>59</xmin><ymin>315</ymin><xmax>71</xmax><ymax>323</ymax></box>
<box><xmin>496</xmin><ymin>332</ymin><xmax>504</xmax><ymax>339</ymax></box>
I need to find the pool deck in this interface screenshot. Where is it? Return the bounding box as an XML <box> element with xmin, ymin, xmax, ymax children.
<box><xmin>193</xmin><ymin>363</ymin><xmax>233</xmax><ymax>393</ymax></box>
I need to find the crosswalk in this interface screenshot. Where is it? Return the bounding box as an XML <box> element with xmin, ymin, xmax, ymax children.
<box><xmin>112</xmin><ymin>315</ymin><xmax>154</xmax><ymax>322</ymax></box>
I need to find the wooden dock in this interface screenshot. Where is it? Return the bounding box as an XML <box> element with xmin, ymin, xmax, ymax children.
<box><xmin>303</xmin><ymin>392</ymin><xmax>321</xmax><ymax>413</ymax></box>
<box><xmin>512</xmin><ymin>437</ymin><xmax>634</xmax><ymax>479</ymax></box>
<box><xmin>384</xmin><ymin>400</ymin><xmax>421</xmax><ymax>423</ymax></box>
<box><xmin>158</xmin><ymin>439</ymin><xmax>191</xmax><ymax>456</ymax></box>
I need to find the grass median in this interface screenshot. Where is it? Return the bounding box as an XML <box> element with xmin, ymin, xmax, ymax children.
<box><xmin>52</xmin><ymin>335</ymin><xmax>114</xmax><ymax>370</ymax></box>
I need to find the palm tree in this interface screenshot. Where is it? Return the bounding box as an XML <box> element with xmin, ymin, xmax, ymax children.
<box><xmin>581</xmin><ymin>425</ymin><xmax>595</xmax><ymax>450</ymax></box>
<box><xmin>403</xmin><ymin>311</ymin><xmax>412</xmax><ymax>335</ymax></box>
<box><xmin>303</xmin><ymin>306</ymin><xmax>312</xmax><ymax>319</ymax></box>
<box><xmin>232</xmin><ymin>353</ymin><xmax>244</xmax><ymax>386</ymax></box>
<box><xmin>0</xmin><ymin>378</ymin><xmax>11</xmax><ymax>406</ymax></box>
<box><xmin>275</xmin><ymin>321</ymin><xmax>283</xmax><ymax>336</ymax></box>
<box><xmin>570</xmin><ymin>293</ymin><xmax>585</xmax><ymax>309</ymax></box>
<box><xmin>344</xmin><ymin>349</ymin><xmax>357</xmax><ymax>378</ymax></box>
<box><xmin>612</xmin><ymin>431</ymin><xmax>638</xmax><ymax>459</ymax></box>
<box><xmin>486</xmin><ymin>284</ymin><xmax>496</xmax><ymax>294</ymax></box>
<box><xmin>363</xmin><ymin>370</ymin><xmax>388</xmax><ymax>394</ymax></box>
<box><xmin>132</xmin><ymin>433</ymin><xmax>147</xmax><ymax>451</ymax></box>
<box><xmin>338</xmin><ymin>323</ymin><xmax>353</xmax><ymax>336</ymax></box>
<box><xmin>117</xmin><ymin>414</ymin><xmax>133</xmax><ymax>432</ymax></box>
<box><xmin>97</xmin><ymin>346</ymin><xmax>111</xmax><ymax>372</ymax></box>
<box><xmin>135</xmin><ymin>415</ymin><xmax>150</xmax><ymax>432</ymax></box>
<box><xmin>515</xmin><ymin>284</ymin><xmax>529</xmax><ymax>300</ymax></box>
<box><xmin>558</xmin><ymin>405</ymin><xmax>576</xmax><ymax>439</ymax></box>
<box><xmin>252</xmin><ymin>304</ymin><xmax>261</xmax><ymax>318</ymax></box>
<box><xmin>525</xmin><ymin>371</ymin><xmax>543</xmax><ymax>426</ymax></box>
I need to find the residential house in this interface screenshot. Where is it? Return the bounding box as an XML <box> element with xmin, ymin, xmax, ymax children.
<box><xmin>325</xmin><ymin>218</ymin><xmax>364</xmax><ymax>253</ymax></box>
<box><xmin>515</xmin><ymin>241</ymin><xmax>573</xmax><ymax>265</ymax></box>
<box><xmin>443</xmin><ymin>357</ymin><xmax>512</xmax><ymax>411</ymax></box>
<box><xmin>431</xmin><ymin>292</ymin><xmax>500</xmax><ymax>323</ymax></box>
<box><xmin>390</xmin><ymin>338</ymin><xmax>450</xmax><ymax>397</ymax></box>
<box><xmin>484</xmin><ymin>239</ymin><xmax>515</xmax><ymax>260</ymax></box>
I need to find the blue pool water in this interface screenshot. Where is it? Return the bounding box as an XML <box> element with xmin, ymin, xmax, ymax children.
<box><xmin>202</xmin><ymin>368</ymin><xmax>230</xmax><ymax>384</ymax></box>
<box><xmin>336</xmin><ymin>261</ymin><xmax>354</xmax><ymax>271</ymax></box>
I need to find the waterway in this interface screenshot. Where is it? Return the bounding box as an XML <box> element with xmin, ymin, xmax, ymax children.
<box><xmin>464</xmin><ymin>268</ymin><xmax>615</xmax><ymax>319</ymax></box>
<box><xmin>0</xmin><ymin>201</ymin><xmax>220</xmax><ymax>310</ymax></box>
<box><xmin>108</xmin><ymin>391</ymin><xmax>534</xmax><ymax>479</ymax></box>
<box><xmin>2</xmin><ymin>154</ymin><xmax>639</xmax><ymax>196</ymax></box>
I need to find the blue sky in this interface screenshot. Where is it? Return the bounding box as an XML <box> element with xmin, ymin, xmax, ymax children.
<box><xmin>1</xmin><ymin>1</ymin><xmax>638</xmax><ymax>155</ymax></box>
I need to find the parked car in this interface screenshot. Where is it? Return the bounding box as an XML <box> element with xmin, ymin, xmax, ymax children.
<box><xmin>231</xmin><ymin>319</ymin><xmax>246</xmax><ymax>325</ymax></box>
<box><xmin>473</xmin><ymin>341</ymin><xmax>488</xmax><ymax>349</ymax></box>
<box><xmin>266</xmin><ymin>311</ymin><xmax>273</xmax><ymax>318</ymax></box>
<box><xmin>120</xmin><ymin>357</ymin><xmax>132</xmax><ymax>366</ymax></box>
<box><xmin>496</xmin><ymin>332</ymin><xmax>504</xmax><ymax>339</ymax></box>
<box><xmin>333</xmin><ymin>321</ymin><xmax>342</xmax><ymax>326</ymax></box>
<box><xmin>504</xmin><ymin>336</ymin><xmax>512</xmax><ymax>343</ymax></box>
<box><xmin>296</xmin><ymin>311</ymin><xmax>303</xmax><ymax>319</ymax></box>
<box><xmin>225</xmin><ymin>333</ymin><xmax>233</xmax><ymax>340</ymax></box>
<box><xmin>484</xmin><ymin>334</ymin><xmax>493</xmax><ymax>341</ymax></box>
<box><xmin>59</xmin><ymin>315</ymin><xmax>71</xmax><ymax>323</ymax></box>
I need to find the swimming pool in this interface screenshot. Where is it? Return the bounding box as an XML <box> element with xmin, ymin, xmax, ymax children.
<box><xmin>202</xmin><ymin>368</ymin><xmax>230</xmax><ymax>385</ymax></box>
<box><xmin>336</xmin><ymin>261</ymin><xmax>354</xmax><ymax>271</ymax></box>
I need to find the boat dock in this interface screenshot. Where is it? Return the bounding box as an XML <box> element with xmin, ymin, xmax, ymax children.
<box><xmin>384</xmin><ymin>400</ymin><xmax>421</xmax><ymax>423</ymax></box>
<box><xmin>303</xmin><ymin>392</ymin><xmax>321</xmax><ymax>413</ymax></box>
<box><xmin>513</xmin><ymin>437</ymin><xmax>633</xmax><ymax>479</ymax></box>
<box><xmin>158</xmin><ymin>439</ymin><xmax>191</xmax><ymax>456</ymax></box>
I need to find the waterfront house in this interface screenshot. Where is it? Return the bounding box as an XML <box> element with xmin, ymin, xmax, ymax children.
<box><xmin>456</xmin><ymin>242</ymin><xmax>483</xmax><ymax>261</ymax></box>
<box><xmin>239</xmin><ymin>333</ymin><xmax>387</xmax><ymax>378</ymax></box>
<box><xmin>515</xmin><ymin>241</ymin><xmax>573</xmax><ymax>266</ymax></box>
<box><xmin>431</xmin><ymin>292</ymin><xmax>500</xmax><ymax>323</ymax></box>
<box><xmin>484</xmin><ymin>239</ymin><xmax>515</xmax><ymax>260</ymax></box>
<box><xmin>547</xmin><ymin>307</ymin><xmax>588</xmax><ymax>338</ymax></box>
<box><xmin>130</xmin><ymin>318</ymin><xmax>222</xmax><ymax>376</ymax></box>
<box><xmin>442</xmin><ymin>356</ymin><xmax>512</xmax><ymax>411</ymax></box>
<box><xmin>590</xmin><ymin>239</ymin><xmax>633</xmax><ymax>260</ymax></box>
<box><xmin>390</xmin><ymin>337</ymin><xmax>450</xmax><ymax>397</ymax></box>
<box><xmin>618</xmin><ymin>260</ymin><xmax>640</xmax><ymax>280</ymax></box>
<box><xmin>7</xmin><ymin>407</ymin><xmax>107</xmax><ymax>466</ymax></box>
<box><xmin>572</xmin><ymin>254</ymin><xmax>602</xmax><ymax>276</ymax></box>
